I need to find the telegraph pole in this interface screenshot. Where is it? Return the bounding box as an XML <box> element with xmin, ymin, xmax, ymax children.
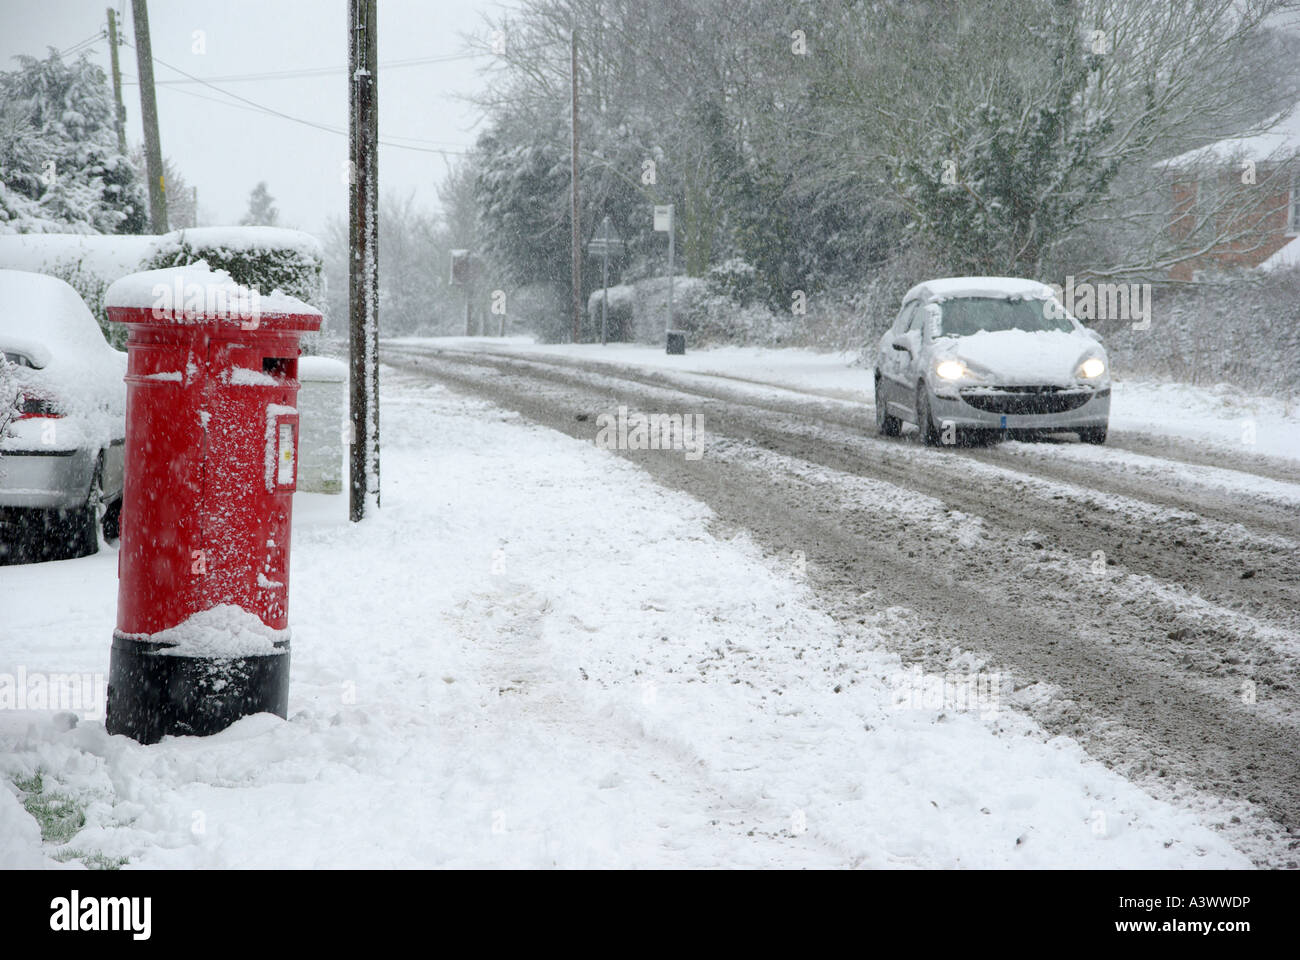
<box><xmin>106</xmin><ymin>7</ymin><xmax>127</xmax><ymax>155</ymax></box>
<box><xmin>348</xmin><ymin>0</ymin><xmax>379</xmax><ymax>522</ymax></box>
<box><xmin>130</xmin><ymin>0</ymin><xmax>167</xmax><ymax>232</ymax></box>
<box><xmin>569</xmin><ymin>22</ymin><xmax>582</xmax><ymax>344</ymax></box>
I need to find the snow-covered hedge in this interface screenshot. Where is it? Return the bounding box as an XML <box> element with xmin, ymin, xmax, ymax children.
<box><xmin>0</xmin><ymin>234</ymin><xmax>158</xmax><ymax>348</ymax></box>
<box><xmin>706</xmin><ymin>257</ymin><xmax>771</xmax><ymax>308</ymax></box>
<box><xmin>1100</xmin><ymin>269</ymin><xmax>1300</xmax><ymax>399</ymax></box>
<box><xmin>605</xmin><ymin>245</ymin><xmax>939</xmax><ymax>350</ymax></box>
<box><xmin>0</xmin><ymin>227</ymin><xmax>325</xmax><ymax>351</ymax></box>
<box><xmin>570</xmin><ymin>254</ymin><xmax>1300</xmax><ymax>396</ymax></box>
<box><xmin>585</xmin><ymin>283</ymin><xmax>635</xmax><ymax>341</ymax></box>
<box><xmin>577</xmin><ymin>275</ymin><xmax>793</xmax><ymax>346</ymax></box>
<box><xmin>143</xmin><ymin>227</ymin><xmax>324</xmax><ymax>313</ymax></box>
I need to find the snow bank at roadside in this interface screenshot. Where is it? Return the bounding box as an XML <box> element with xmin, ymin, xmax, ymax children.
<box><xmin>0</xmin><ymin>371</ymin><xmax>1253</xmax><ymax>868</ymax></box>
<box><xmin>1110</xmin><ymin>380</ymin><xmax>1300</xmax><ymax>460</ymax></box>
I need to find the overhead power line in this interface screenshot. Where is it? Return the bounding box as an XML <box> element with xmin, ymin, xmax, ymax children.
<box><xmin>120</xmin><ymin>38</ymin><xmax>469</xmax><ymax>157</ymax></box>
<box><xmin>57</xmin><ymin>30</ymin><xmax>106</xmax><ymax>58</ymax></box>
<box><xmin>123</xmin><ymin>50</ymin><xmax>489</xmax><ymax>85</ymax></box>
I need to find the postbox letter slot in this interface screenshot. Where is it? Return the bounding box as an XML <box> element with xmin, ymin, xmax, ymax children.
<box><xmin>262</xmin><ymin>356</ymin><xmax>296</xmax><ymax>379</ymax></box>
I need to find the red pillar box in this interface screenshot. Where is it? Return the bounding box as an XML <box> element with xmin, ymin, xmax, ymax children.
<box><xmin>102</xmin><ymin>264</ymin><xmax>321</xmax><ymax>744</ymax></box>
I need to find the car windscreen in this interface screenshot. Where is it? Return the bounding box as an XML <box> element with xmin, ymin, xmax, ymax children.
<box><xmin>937</xmin><ymin>297</ymin><xmax>1073</xmax><ymax>336</ymax></box>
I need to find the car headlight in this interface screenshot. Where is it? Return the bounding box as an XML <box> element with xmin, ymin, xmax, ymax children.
<box><xmin>1078</xmin><ymin>357</ymin><xmax>1106</xmax><ymax>379</ymax></box>
<box><xmin>935</xmin><ymin>359</ymin><xmax>967</xmax><ymax>380</ymax></box>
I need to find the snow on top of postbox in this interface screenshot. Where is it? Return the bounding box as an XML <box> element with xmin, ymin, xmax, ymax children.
<box><xmin>105</xmin><ymin>260</ymin><xmax>321</xmax><ymax>323</ymax></box>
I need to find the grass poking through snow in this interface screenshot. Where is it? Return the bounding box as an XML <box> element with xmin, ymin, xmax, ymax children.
<box><xmin>12</xmin><ymin>770</ymin><xmax>128</xmax><ymax>869</ymax></box>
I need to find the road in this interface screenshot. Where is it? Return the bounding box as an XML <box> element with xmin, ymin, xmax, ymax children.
<box><xmin>383</xmin><ymin>339</ymin><xmax>1300</xmax><ymax>867</ymax></box>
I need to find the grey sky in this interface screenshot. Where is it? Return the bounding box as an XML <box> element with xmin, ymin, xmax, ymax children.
<box><xmin>0</xmin><ymin>0</ymin><xmax>510</xmax><ymax>234</ymax></box>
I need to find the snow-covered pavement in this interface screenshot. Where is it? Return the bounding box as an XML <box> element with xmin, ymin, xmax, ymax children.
<box><xmin>0</xmin><ymin>369</ymin><xmax>1257</xmax><ymax>868</ymax></box>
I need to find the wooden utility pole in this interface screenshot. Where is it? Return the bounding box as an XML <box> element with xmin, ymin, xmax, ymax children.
<box><xmin>348</xmin><ymin>0</ymin><xmax>379</xmax><ymax>522</ymax></box>
<box><xmin>569</xmin><ymin>23</ymin><xmax>581</xmax><ymax>344</ymax></box>
<box><xmin>106</xmin><ymin>7</ymin><xmax>127</xmax><ymax>155</ymax></box>
<box><xmin>130</xmin><ymin>0</ymin><xmax>167</xmax><ymax>232</ymax></box>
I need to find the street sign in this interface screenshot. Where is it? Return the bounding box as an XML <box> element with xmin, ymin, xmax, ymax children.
<box><xmin>589</xmin><ymin>216</ymin><xmax>625</xmax><ymax>257</ymax></box>
<box><xmin>594</xmin><ymin>216</ymin><xmax>622</xmax><ymax>243</ymax></box>
<box><xmin>653</xmin><ymin>205</ymin><xmax>673</xmax><ymax>232</ymax></box>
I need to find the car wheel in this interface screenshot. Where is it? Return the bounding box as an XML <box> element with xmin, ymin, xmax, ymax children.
<box><xmin>1079</xmin><ymin>425</ymin><xmax>1108</xmax><ymax>445</ymax></box>
<box><xmin>875</xmin><ymin>378</ymin><xmax>901</xmax><ymax>437</ymax></box>
<box><xmin>102</xmin><ymin>495</ymin><xmax>122</xmax><ymax>543</ymax></box>
<box><xmin>916</xmin><ymin>384</ymin><xmax>941</xmax><ymax>446</ymax></box>
<box><xmin>74</xmin><ymin>455</ymin><xmax>106</xmax><ymax>557</ymax></box>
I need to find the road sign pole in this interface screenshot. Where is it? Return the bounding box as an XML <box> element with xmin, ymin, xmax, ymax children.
<box><xmin>666</xmin><ymin>204</ymin><xmax>674</xmax><ymax>340</ymax></box>
<box><xmin>601</xmin><ymin>244</ymin><xmax>609</xmax><ymax>346</ymax></box>
<box><xmin>653</xmin><ymin>204</ymin><xmax>681</xmax><ymax>354</ymax></box>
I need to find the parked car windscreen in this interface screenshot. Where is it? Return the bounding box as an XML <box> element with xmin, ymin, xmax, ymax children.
<box><xmin>937</xmin><ymin>297</ymin><xmax>1073</xmax><ymax>337</ymax></box>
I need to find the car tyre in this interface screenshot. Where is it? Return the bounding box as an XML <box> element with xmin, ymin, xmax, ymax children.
<box><xmin>102</xmin><ymin>495</ymin><xmax>122</xmax><ymax>543</ymax></box>
<box><xmin>916</xmin><ymin>384</ymin><xmax>941</xmax><ymax>446</ymax></box>
<box><xmin>74</xmin><ymin>455</ymin><xmax>105</xmax><ymax>557</ymax></box>
<box><xmin>1079</xmin><ymin>425</ymin><xmax>1108</xmax><ymax>445</ymax></box>
<box><xmin>875</xmin><ymin>378</ymin><xmax>901</xmax><ymax>437</ymax></box>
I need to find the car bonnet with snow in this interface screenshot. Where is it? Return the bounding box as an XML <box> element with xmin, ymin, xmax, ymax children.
<box><xmin>0</xmin><ymin>269</ymin><xmax>125</xmax><ymax>452</ymax></box>
<box><xmin>911</xmin><ymin>278</ymin><xmax>1108</xmax><ymax>388</ymax></box>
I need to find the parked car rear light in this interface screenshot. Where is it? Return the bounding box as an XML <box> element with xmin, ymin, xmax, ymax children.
<box><xmin>15</xmin><ymin>393</ymin><xmax>62</xmax><ymax>419</ymax></box>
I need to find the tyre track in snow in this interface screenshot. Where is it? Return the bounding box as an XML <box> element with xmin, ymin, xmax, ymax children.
<box><xmin>384</xmin><ymin>343</ymin><xmax>1300</xmax><ymax>865</ymax></box>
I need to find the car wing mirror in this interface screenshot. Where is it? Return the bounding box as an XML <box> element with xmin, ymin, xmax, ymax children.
<box><xmin>923</xmin><ymin>304</ymin><xmax>942</xmax><ymax>339</ymax></box>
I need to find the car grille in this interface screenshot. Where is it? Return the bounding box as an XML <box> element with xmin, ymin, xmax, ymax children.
<box><xmin>959</xmin><ymin>386</ymin><xmax>1105</xmax><ymax>415</ymax></box>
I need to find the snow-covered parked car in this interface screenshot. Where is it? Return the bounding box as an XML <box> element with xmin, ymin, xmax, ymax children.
<box><xmin>874</xmin><ymin>277</ymin><xmax>1110</xmax><ymax>446</ymax></box>
<box><xmin>0</xmin><ymin>270</ymin><xmax>126</xmax><ymax>561</ymax></box>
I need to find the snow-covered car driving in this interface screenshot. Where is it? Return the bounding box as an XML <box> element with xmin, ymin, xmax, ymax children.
<box><xmin>0</xmin><ymin>269</ymin><xmax>126</xmax><ymax>561</ymax></box>
<box><xmin>874</xmin><ymin>277</ymin><xmax>1110</xmax><ymax>446</ymax></box>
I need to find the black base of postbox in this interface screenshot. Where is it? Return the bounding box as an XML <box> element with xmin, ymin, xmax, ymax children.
<box><xmin>666</xmin><ymin>331</ymin><xmax>686</xmax><ymax>355</ymax></box>
<box><xmin>105</xmin><ymin>634</ymin><xmax>290</xmax><ymax>744</ymax></box>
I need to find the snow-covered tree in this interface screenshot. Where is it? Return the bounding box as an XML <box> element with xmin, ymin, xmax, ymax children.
<box><xmin>240</xmin><ymin>181</ymin><xmax>279</xmax><ymax>227</ymax></box>
<box><xmin>471</xmin><ymin>0</ymin><xmax>1300</xmax><ymax>304</ymax></box>
<box><xmin>816</xmin><ymin>0</ymin><xmax>1300</xmax><ymax>279</ymax></box>
<box><xmin>130</xmin><ymin>149</ymin><xmax>197</xmax><ymax>229</ymax></box>
<box><xmin>322</xmin><ymin>189</ymin><xmax>467</xmax><ymax>338</ymax></box>
<box><xmin>0</xmin><ymin>49</ymin><xmax>145</xmax><ymax>234</ymax></box>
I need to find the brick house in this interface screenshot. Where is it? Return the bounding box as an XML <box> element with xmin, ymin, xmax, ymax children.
<box><xmin>1164</xmin><ymin>110</ymin><xmax>1300</xmax><ymax>280</ymax></box>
